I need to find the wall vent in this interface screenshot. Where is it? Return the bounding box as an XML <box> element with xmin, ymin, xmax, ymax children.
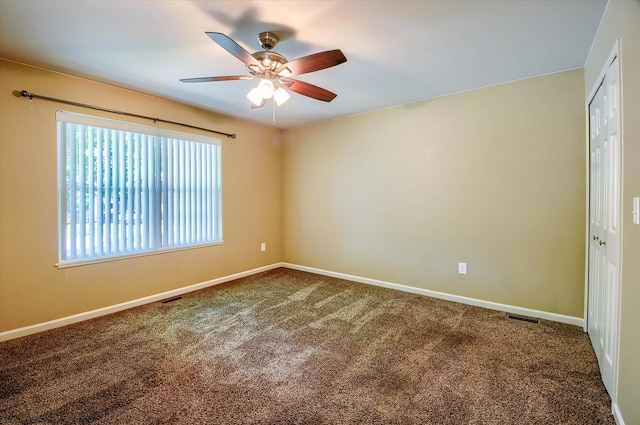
<box><xmin>507</xmin><ymin>314</ymin><xmax>539</xmax><ymax>324</ymax></box>
<box><xmin>161</xmin><ymin>296</ymin><xmax>183</xmax><ymax>304</ymax></box>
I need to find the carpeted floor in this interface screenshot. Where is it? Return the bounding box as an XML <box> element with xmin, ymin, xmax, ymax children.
<box><xmin>0</xmin><ymin>268</ymin><xmax>614</xmax><ymax>424</ymax></box>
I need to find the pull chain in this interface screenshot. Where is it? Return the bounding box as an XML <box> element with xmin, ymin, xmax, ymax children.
<box><xmin>272</xmin><ymin>99</ymin><xmax>276</xmax><ymax>125</ymax></box>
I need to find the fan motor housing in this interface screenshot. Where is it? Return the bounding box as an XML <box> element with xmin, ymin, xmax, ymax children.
<box><xmin>250</xmin><ymin>51</ymin><xmax>287</xmax><ymax>72</ymax></box>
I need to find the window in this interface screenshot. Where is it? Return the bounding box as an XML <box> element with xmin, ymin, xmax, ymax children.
<box><xmin>56</xmin><ymin>111</ymin><xmax>222</xmax><ymax>267</ymax></box>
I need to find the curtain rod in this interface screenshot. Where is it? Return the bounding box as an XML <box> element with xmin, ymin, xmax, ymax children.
<box><xmin>17</xmin><ymin>90</ymin><xmax>236</xmax><ymax>139</ymax></box>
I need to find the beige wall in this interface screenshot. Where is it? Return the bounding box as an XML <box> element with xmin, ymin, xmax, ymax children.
<box><xmin>584</xmin><ymin>1</ymin><xmax>640</xmax><ymax>423</ymax></box>
<box><xmin>283</xmin><ymin>69</ymin><xmax>586</xmax><ymax>318</ymax></box>
<box><xmin>0</xmin><ymin>59</ymin><xmax>283</xmax><ymax>332</ymax></box>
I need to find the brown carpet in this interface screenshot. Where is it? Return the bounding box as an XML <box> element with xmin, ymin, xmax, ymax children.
<box><xmin>0</xmin><ymin>268</ymin><xmax>613</xmax><ymax>424</ymax></box>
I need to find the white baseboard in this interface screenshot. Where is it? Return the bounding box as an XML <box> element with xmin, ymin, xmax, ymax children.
<box><xmin>0</xmin><ymin>261</ymin><xmax>584</xmax><ymax>342</ymax></box>
<box><xmin>612</xmin><ymin>401</ymin><xmax>626</xmax><ymax>425</ymax></box>
<box><xmin>0</xmin><ymin>262</ymin><xmax>285</xmax><ymax>342</ymax></box>
<box><xmin>282</xmin><ymin>263</ymin><xmax>584</xmax><ymax>327</ymax></box>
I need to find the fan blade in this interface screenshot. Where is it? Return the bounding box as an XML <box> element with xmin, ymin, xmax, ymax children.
<box><xmin>278</xmin><ymin>50</ymin><xmax>346</xmax><ymax>76</ymax></box>
<box><xmin>206</xmin><ymin>32</ymin><xmax>262</xmax><ymax>69</ymax></box>
<box><xmin>180</xmin><ymin>75</ymin><xmax>252</xmax><ymax>83</ymax></box>
<box><xmin>282</xmin><ymin>78</ymin><xmax>337</xmax><ymax>102</ymax></box>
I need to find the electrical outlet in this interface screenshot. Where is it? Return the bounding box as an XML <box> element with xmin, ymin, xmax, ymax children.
<box><xmin>458</xmin><ymin>262</ymin><xmax>467</xmax><ymax>275</ymax></box>
<box><xmin>261</xmin><ymin>242</ymin><xmax>266</xmax><ymax>252</ymax></box>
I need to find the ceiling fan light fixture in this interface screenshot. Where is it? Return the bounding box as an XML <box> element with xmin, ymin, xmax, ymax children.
<box><xmin>258</xmin><ymin>79</ymin><xmax>275</xmax><ymax>99</ymax></box>
<box><xmin>274</xmin><ymin>87</ymin><xmax>290</xmax><ymax>106</ymax></box>
<box><xmin>246</xmin><ymin>87</ymin><xmax>264</xmax><ymax>106</ymax></box>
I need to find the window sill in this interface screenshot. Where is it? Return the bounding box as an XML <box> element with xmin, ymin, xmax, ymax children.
<box><xmin>55</xmin><ymin>240</ymin><xmax>224</xmax><ymax>269</ymax></box>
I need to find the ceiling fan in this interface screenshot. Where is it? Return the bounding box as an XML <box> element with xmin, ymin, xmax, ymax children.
<box><xmin>180</xmin><ymin>32</ymin><xmax>347</xmax><ymax>108</ymax></box>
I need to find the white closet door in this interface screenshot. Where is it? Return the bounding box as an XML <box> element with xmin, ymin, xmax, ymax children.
<box><xmin>587</xmin><ymin>55</ymin><xmax>620</xmax><ymax>397</ymax></box>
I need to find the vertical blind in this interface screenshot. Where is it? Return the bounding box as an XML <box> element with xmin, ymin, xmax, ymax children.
<box><xmin>56</xmin><ymin>111</ymin><xmax>222</xmax><ymax>266</ymax></box>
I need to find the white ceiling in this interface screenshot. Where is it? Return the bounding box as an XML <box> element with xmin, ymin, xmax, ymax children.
<box><xmin>0</xmin><ymin>0</ymin><xmax>607</xmax><ymax>129</ymax></box>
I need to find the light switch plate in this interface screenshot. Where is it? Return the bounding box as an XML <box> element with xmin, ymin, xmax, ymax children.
<box><xmin>458</xmin><ymin>262</ymin><xmax>467</xmax><ymax>275</ymax></box>
<box><xmin>633</xmin><ymin>197</ymin><xmax>640</xmax><ymax>225</ymax></box>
